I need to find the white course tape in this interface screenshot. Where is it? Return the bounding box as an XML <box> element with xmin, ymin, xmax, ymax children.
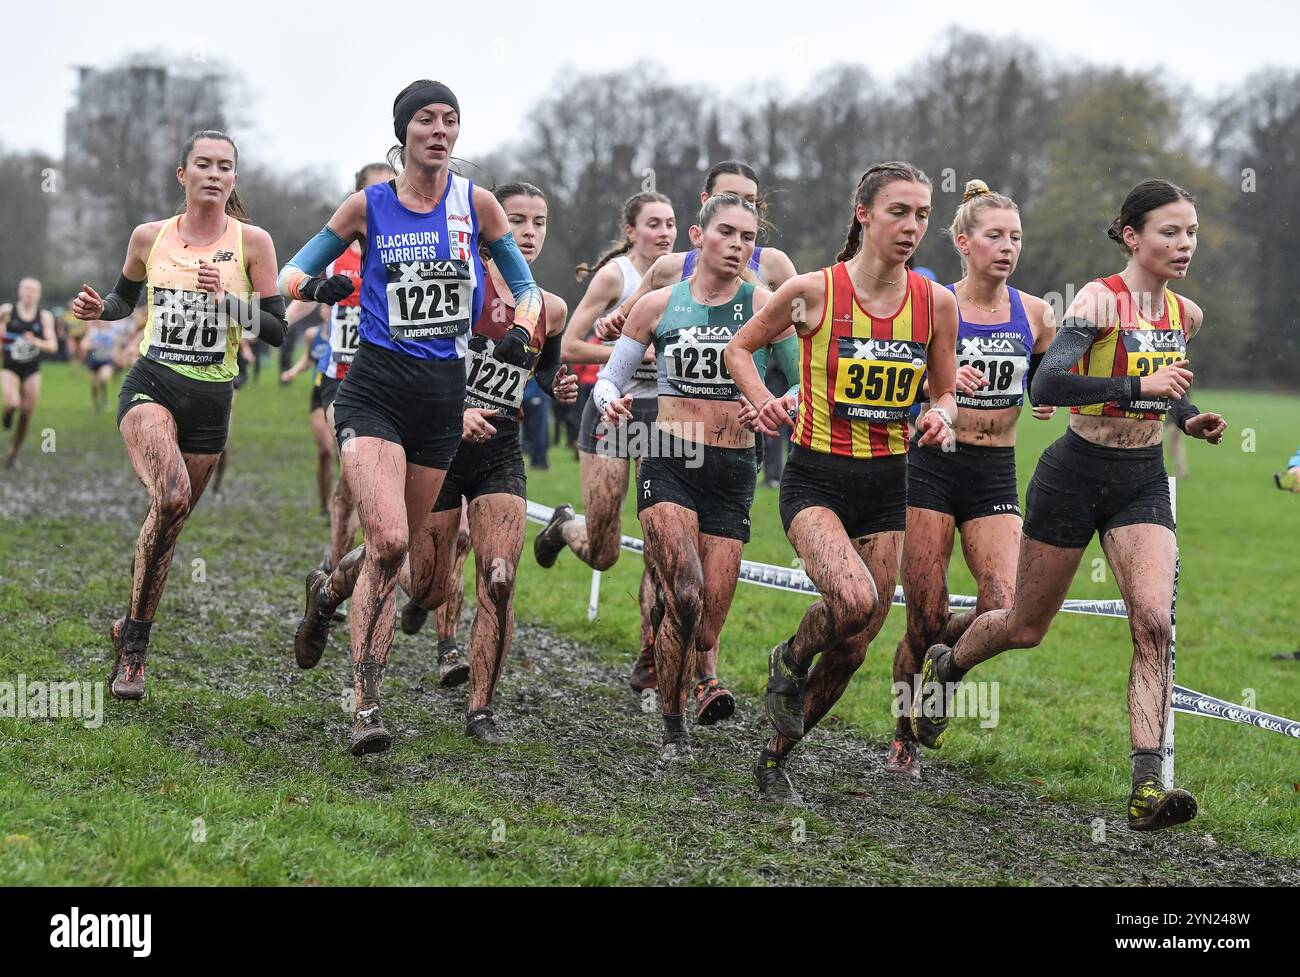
<box><xmin>524</xmin><ymin>500</ymin><xmax>1128</xmax><ymax>617</ymax></box>
<box><xmin>526</xmin><ymin>496</ymin><xmax>1300</xmax><ymax>744</ymax></box>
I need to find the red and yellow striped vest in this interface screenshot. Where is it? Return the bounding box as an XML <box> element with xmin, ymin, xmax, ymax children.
<box><xmin>793</xmin><ymin>263</ymin><xmax>933</xmax><ymax>459</ymax></box>
<box><xmin>1072</xmin><ymin>273</ymin><xmax>1186</xmax><ymax>421</ymax></box>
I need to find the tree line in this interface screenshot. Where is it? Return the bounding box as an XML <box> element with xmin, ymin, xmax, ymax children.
<box><xmin>2</xmin><ymin>31</ymin><xmax>1296</xmax><ymax>386</ymax></box>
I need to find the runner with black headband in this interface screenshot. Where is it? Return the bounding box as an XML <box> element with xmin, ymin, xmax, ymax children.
<box><xmin>729</xmin><ymin>162</ymin><xmax>959</xmax><ymax>802</ymax></box>
<box><xmin>534</xmin><ymin>191</ymin><xmax>676</xmax><ymax>701</ymax></box>
<box><xmin>595</xmin><ymin>192</ymin><xmax>796</xmax><ymax>755</ymax></box>
<box><xmin>283</xmin><ymin>81</ymin><xmax>544</xmax><ymax>756</ymax></box>
<box><xmin>392</xmin><ymin>182</ymin><xmax>575</xmax><ymax>741</ymax></box>
<box><xmin>71</xmin><ymin>130</ymin><xmax>287</xmax><ymax>700</ymax></box>
<box><xmin>911</xmin><ymin>179</ymin><xmax>1225</xmax><ymax>830</ymax></box>
<box><xmin>887</xmin><ymin>180</ymin><xmax>1056</xmax><ymax>779</ymax></box>
<box><xmin>1</xmin><ymin>277</ymin><xmax>58</xmax><ymax>468</ymax></box>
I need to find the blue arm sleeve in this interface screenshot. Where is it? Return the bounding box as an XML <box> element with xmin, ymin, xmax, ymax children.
<box><xmin>1289</xmin><ymin>448</ymin><xmax>1300</xmax><ymax>470</ymax></box>
<box><xmin>486</xmin><ymin>233</ymin><xmax>543</xmax><ymax>331</ymax></box>
<box><xmin>278</xmin><ymin>227</ymin><xmax>349</xmax><ymax>297</ymax></box>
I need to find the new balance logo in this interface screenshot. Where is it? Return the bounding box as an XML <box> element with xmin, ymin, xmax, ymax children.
<box><xmin>211</xmin><ymin>250</ymin><xmax>235</xmax><ymax>262</ymax></box>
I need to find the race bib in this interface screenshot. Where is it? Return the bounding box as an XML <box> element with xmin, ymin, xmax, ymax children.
<box><xmin>385</xmin><ymin>259</ymin><xmax>471</xmax><ymax>341</ymax></box>
<box><xmin>146</xmin><ymin>288</ymin><xmax>227</xmax><ymax>366</ymax></box>
<box><xmin>957</xmin><ymin>335</ymin><xmax>1029</xmax><ymax>410</ymax></box>
<box><xmin>7</xmin><ymin>332</ymin><xmax>39</xmax><ymax>362</ymax></box>
<box><xmin>464</xmin><ymin>337</ymin><xmax>529</xmax><ymax>414</ymax></box>
<box><xmin>330</xmin><ymin>305</ymin><xmax>361</xmax><ymax>364</ymax></box>
<box><xmin>603</xmin><ymin>337</ymin><xmax>656</xmax><ymax>382</ymax></box>
<box><xmin>832</xmin><ymin>337</ymin><xmax>926</xmax><ymax>421</ymax></box>
<box><xmin>1122</xmin><ymin>328</ymin><xmax>1185</xmax><ymax>415</ymax></box>
<box><xmin>663</xmin><ymin>330</ymin><xmax>734</xmax><ymax>399</ymax></box>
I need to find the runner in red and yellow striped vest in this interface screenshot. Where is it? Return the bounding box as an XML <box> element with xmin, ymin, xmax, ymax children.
<box><xmin>792</xmin><ymin>262</ymin><xmax>934</xmax><ymax>458</ymax></box>
<box><xmin>727</xmin><ymin>161</ymin><xmax>959</xmax><ymax>802</ymax></box>
<box><xmin>911</xmin><ymin>179</ymin><xmax>1228</xmax><ymax>832</ymax></box>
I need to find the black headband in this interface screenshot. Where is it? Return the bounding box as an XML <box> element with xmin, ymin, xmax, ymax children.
<box><xmin>393</xmin><ymin>83</ymin><xmax>460</xmax><ymax>143</ymax></box>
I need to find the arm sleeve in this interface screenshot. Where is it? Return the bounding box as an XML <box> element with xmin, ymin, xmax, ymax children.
<box><xmin>278</xmin><ymin>227</ymin><xmax>349</xmax><ymax>299</ymax></box>
<box><xmin>593</xmin><ymin>334</ymin><xmax>650</xmax><ymax>414</ymax></box>
<box><xmin>1025</xmin><ymin>352</ymin><xmax>1045</xmax><ymax>406</ymax></box>
<box><xmin>1289</xmin><ymin>448</ymin><xmax>1300</xmax><ymax>470</ymax></box>
<box><xmin>486</xmin><ymin>233</ymin><xmax>543</xmax><ymax>335</ymax></box>
<box><xmin>100</xmin><ymin>274</ymin><xmax>146</xmax><ymax>321</ymax></box>
<box><xmin>771</xmin><ymin>334</ymin><xmax>800</xmax><ymax>394</ymax></box>
<box><xmin>532</xmin><ymin>331</ymin><xmax>565</xmax><ymax>396</ymax></box>
<box><xmin>1030</xmin><ymin>318</ymin><xmax>1141</xmax><ymax>408</ymax></box>
<box><xmin>1166</xmin><ymin>396</ymin><xmax>1201</xmax><ymax>434</ymax></box>
<box><xmin>224</xmin><ymin>294</ymin><xmax>287</xmax><ymax>348</ymax></box>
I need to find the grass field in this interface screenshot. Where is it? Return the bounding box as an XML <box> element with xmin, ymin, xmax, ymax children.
<box><xmin>1</xmin><ymin>362</ymin><xmax>1297</xmax><ymax>885</ymax></box>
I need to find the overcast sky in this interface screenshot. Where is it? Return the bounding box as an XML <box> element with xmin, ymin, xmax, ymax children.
<box><xmin>8</xmin><ymin>0</ymin><xmax>1298</xmax><ymax>191</ymax></box>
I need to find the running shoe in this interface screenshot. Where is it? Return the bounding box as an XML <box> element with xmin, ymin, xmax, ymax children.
<box><xmin>753</xmin><ymin>749</ymin><xmax>801</xmax><ymax>803</ymax></box>
<box><xmin>400</xmin><ymin>599</ymin><xmax>429</xmax><ymax>636</ymax></box>
<box><xmin>107</xmin><ymin>617</ymin><xmax>147</xmax><ymax>700</ymax></box>
<box><xmin>437</xmin><ymin>642</ymin><xmax>470</xmax><ymax>688</ymax></box>
<box><xmin>910</xmin><ymin>643</ymin><xmax>955</xmax><ymax>749</ymax></box>
<box><xmin>629</xmin><ymin>646</ymin><xmax>657</xmax><ymax>692</ymax></box>
<box><xmin>694</xmin><ymin>676</ymin><xmax>736</xmax><ymax>725</ymax></box>
<box><xmin>764</xmin><ymin>640</ymin><xmax>807</xmax><ymax>742</ymax></box>
<box><xmin>659</xmin><ymin>731</ymin><xmax>692</xmax><ymax>765</ymax></box>
<box><xmin>532</xmin><ymin>503</ymin><xmax>574</xmax><ymax>568</ymax></box>
<box><xmin>885</xmin><ymin>737</ymin><xmax>922</xmax><ymax>780</ymax></box>
<box><xmin>293</xmin><ymin>567</ymin><xmax>337</xmax><ymax>669</ymax></box>
<box><xmin>465</xmin><ymin>708</ymin><xmax>504</xmax><ymax>745</ymax></box>
<box><xmin>349</xmin><ymin>705</ymin><xmax>392</xmax><ymax>756</ymax></box>
<box><xmin>1127</xmin><ymin>777</ymin><xmax>1198</xmax><ymax>832</ymax></box>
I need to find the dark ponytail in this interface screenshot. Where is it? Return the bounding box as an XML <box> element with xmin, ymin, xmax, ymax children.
<box><xmin>1107</xmin><ymin>180</ymin><xmax>1196</xmax><ymax>254</ymax></box>
<box><xmin>835</xmin><ymin>161</ymin><xmax>930</xmax><ymax>262</ymax></box>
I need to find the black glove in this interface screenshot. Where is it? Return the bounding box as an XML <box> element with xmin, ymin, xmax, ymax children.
<box><xmin>467</xmin><ymin>333</ymin><xmax>490</xmax><ymax>355</ymax></box>
<box><xmin>492</xmin><ymin>325</ymin><xmax>533</xmax><ymax>367</ymax></box>
<box><xmin>300</xmin><ymin>274</ymin><xmax>355</xmax><ymax>305</ymax></box>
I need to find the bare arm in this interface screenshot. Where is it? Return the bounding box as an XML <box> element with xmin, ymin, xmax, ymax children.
<box><xmin>561</xmin><ymin>261</ymin><xmax>624</xmax><ymax>364</ymax></box>
<box><xmin>916</xmin><ymin>284</ymin><xmax>959</xmax><ymax>448</ymax></box>
<box><xmin>726</xmin><ymin>272</ymin><xmax>823</xmax><ymax>420</ymax></box>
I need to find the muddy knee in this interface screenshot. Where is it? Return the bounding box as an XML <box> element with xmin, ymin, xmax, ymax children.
<box><xmin>366</xmin><ymin>530</ymin><xmax>408</xmax><ymax>577</ymax></box>
<box><xmin>827</xmin><ymin>585</ymin><xmax>876</xmax><ymax>638</ymax></box>
<box><xmin>1005</xmin><ymin>617</ymin><xmax>1049</xmax><ymax>649</ymax></box>
<box><xmin>1129</xmin><ymin>608</ymin><xmax>1172</xmax><ymax>660</ymax></box>
<box><xmin>664</xmin><ymin>570</ymin><xmax>703</xmax><ymax>635</ymax></box>
<box><xmin>484</xmin><ymin>557</ymin><xmax>515</xmax><ymax>607</ymax></box>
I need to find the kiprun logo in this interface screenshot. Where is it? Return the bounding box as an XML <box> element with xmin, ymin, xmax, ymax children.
<box><xmin>49</xmin><ymin>908</ymin><xmax>151</xmax><ymax>957</ymax></box>
<box><xmin>893</xmin><ymin>677</ymin><xmax>1000</xmax><ymax>728</ymax></box>
<box><xmin>0</xmin><ymin>675</ymin><xmax>103</xmax><ymax>729</ymax></box>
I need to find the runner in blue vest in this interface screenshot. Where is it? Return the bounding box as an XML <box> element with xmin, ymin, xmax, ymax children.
<box><xmin>282</xmin><ymin>80</ymin><xmax>544</xmax><ymax>756</ymax></box>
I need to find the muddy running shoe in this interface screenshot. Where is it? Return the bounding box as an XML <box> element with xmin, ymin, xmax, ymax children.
<box><xmin>465</xmin><ymin>708</ymin><xmax>504</xmax><ymax>745</ymax></box>
<box><xmin>532</xmin><ymin>503</ymin><xmax>574</xmax><ymax>568</ymax></box>
<box><xmin>629</xmin><ymin>646</ymin><xmax>657</xmax><ymax>692</ymax></box>
<box><xmin>911</xmin><ymin>643</ymin><xmax>956</xmax><ymax>749</ymax></box>
<box><xmin>350</xmin><ymin>705</ymin><xmax>392</xmax><ymax>756</ymax></box>
<box><xmin>659</xmin><ymin>734</ymin><xmax>692</xmax><ymax>765</ymax></box>
<box><xmin>753</xmin><ymin>749</ymin><xmax>801</xmax><ymax>804</ymax></box>
<box><xmin>400</xmin><ymin>599</ymin><xmax>429</xmax><ymax>636</ymax></box>
<box><xmin>764</xmin><ymin>640</ymin><xmax>807</xmax><ymax>742</ymax></box>
<box><xmin>107</xmin><ymin>617</ymin><xmax>146</xmax><ymax>700</ymax></box>
<box><xmin>437</xmin><ymin>642</ymin><xmax>470</xmax><ymax>688</ymax></box>
<box><xmin>885</xmin><ymin>737</ymin><xmax>922</xmax><ymax>780</ymax></box>
<box><xmin>1127</xmin><ymin>777</ymin><xmax>1198</xmax><ymax>832</ymax></box>
<box><xmin>294</xmin><ymin>568</ymin><xmax>337</xmax><ymax>669</ymax></box>
<box><xmin>694</xmin><ymin>676</ymin><xmax>736</xmax><ymax>726</ymax></box>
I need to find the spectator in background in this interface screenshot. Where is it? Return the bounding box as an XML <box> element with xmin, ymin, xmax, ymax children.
<box><xmin>522</xmin><ymin>376</ymin><xmax>550</xmax><ymax>469</ymax></box>
<box><xmin>761</xmin><ymin>360</ymin><xmax>789</xmax><ymax>488</ymax></box>
<box><xmin>1164</xmin><ymin>413</ymin><xmax>1189</xmax><ymax>479</ymax></box>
